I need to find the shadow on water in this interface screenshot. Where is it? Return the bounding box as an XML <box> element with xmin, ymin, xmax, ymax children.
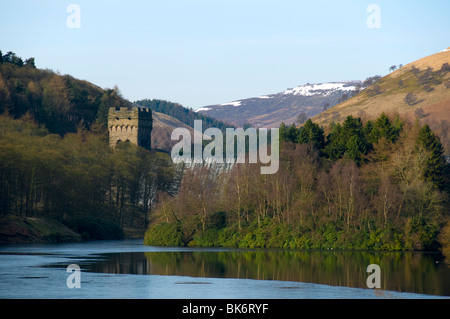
<box><xmin>82</xmin><ymin>250</ymin><xmax>450</xmax><ymax>296</ymax></box>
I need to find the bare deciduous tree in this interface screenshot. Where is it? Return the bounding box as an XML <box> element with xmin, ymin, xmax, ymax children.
<box><xmin>375</xmin><ymin>173</ymin><xmax>400</xmax><ymax>227</ymax></box>
<box><xmin>404</xmin><ymin>92</ymin><xmax>418</xmax><ymax>106</ymax></box>
<box><xmin>414</xmin><ymin>108</ymin><xmax>426</xmax><ymax>119</ymax></box>
<box><xmin>423</xmin><ymin>85</ymin><xmax>434</xmax><ymax>92</ymax></box>
<box><xmin>296</xmin><ymin>112</ymin><xmax>308</xmax><ymax>124</ymax></box>
<box><xmin>177</xmin><ymin>166</ymin><xmax>220</xmax><ymax>232</ymax></box>
<box><xmin>411</xmin><ymin>66</ymin><xmax>421</xmax><ymax>77</ymax></box>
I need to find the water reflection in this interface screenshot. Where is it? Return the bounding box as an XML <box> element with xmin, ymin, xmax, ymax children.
<box><xmin>84</xmin><ymin>250</ymin><xmax>450</xmax><ymax>296</ymax></box>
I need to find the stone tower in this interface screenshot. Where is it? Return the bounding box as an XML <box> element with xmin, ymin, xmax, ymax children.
<box><xmin>108</xmin><ymin>104</ymin><xmax>153</xmax><ymax>150</ymax></box>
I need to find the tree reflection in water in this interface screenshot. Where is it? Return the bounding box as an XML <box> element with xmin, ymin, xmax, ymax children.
<box><xmin>83</xmin><ymin>250</ymin><xmax>450</xmax><ymax>296</ymax></box>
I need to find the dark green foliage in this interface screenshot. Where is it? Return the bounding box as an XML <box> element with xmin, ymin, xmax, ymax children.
<box><xmin>279</xmin><ymin>122</ymin><xmax>299</xmax><ymax>144</ymax></box>
<box><xmin>345</xmin><ymin>135</ymin><xmax>367</xmax><ymax>164</ymax></box>
<box><xmin>2</xmin><ymin>51</ymin><xmax>23</xmax><ymax>67</ymax></box>
<box><xmin>298</xmin><ymin>119</ymin><xmax>325</xmax><ymax>150</ymax></box>
<box><xmin>405</xmin><ymin>216</ymin><xmax>440</xmax><ymax>251</ymax></box>
<box><xmin>373</xmin><ymin>113</ymin><xmax>400</xmax><ymax>143</ymax></box>
<box><xmin>65</xmin><ymin>217</ymin><xmax>124</xmax><ymax>240</ymax></box>
<box><xmin>208</xmin><ymin>211</ymin><xmax>227</xmax><ymax>229</ymax></box>
<box><xmin>416</xmin><ymin>124</ymin><xmax>446</xmax><ymax>189</ymax></box>
<box><xmin>323</xmin><ymin>116</ymin><xmax>371</xmax><ymax>164</ymax></box>
<box><xmin>323</xmin><ymin>122</ymin><xmax>346</xmax><ymax>160</ymax></box>
<box><xmin>279</xmin><ymin>122</ymin><xmax>288</xmax><ymax>142</ymax></box>
<box><xmin>0</xmin><ymin>51</ymin><xmax>36</xmax><ymax>69</ymax></box>
<box><xmin>24</xmin><ymin>58</ymin><xmax>36</xmax><ymax>68</ymax></box>
<box><xmin>280</xmin><ymin>114</ymin><xmax>403</xmax><ymax>164</ymax></box>
<box><xmin>144</xmin><ymin>222</ymin><xmax>184</xmax><ymax>246</ymax></box>
<box><xmin>286</xmin><ymin>123</ymin><xmax>300</xmax><ymax>143</ymax></box>
<box><xmin>280</xmin><ymin>120</ymin><xmax>325</xmax><ymax>150</ymax></box>
<box><xmin>167</xmin><ymin>217</ymin><xmax>439</xmax><ymax>251</ymax></box>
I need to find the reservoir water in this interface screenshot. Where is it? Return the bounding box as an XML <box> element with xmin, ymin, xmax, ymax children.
<box><xmin>0</xmin><ymin>239</ymin><xmax>449</xmax><ymax>299</ymax></box>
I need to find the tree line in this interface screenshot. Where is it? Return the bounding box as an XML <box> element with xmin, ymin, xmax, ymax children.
<box><xmin>0</xmin><ymin>51</ymin><xmax>36</xmax><ymax>69</ymax></box>
<box><xmin>0</xmin><ymin>113</ymin><xmax>181</xmax><ymax>238</ymax></box>
<box><xmin>146</xmin><ymin>113</ymin><xmax>450</xmax><ymax>252</ymax></box>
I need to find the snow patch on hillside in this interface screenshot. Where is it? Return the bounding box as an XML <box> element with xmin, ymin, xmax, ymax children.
<box><xmin>195</xmin><ymin>107</ymin><xmax>212</xmax><ymax>112</ymax></box>
<box><xmin>221</xmin><ymin>101</ymin><xmax>242</xmax><ymax>107</ymax></box>
<box><xmin>283</xmin><ymin>82</ymin><xmax>357</xmax><ymax>96</ymax></box>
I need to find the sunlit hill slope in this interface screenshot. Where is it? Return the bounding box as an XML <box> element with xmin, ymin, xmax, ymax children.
<box><xmin>313</xmin><ymin>48</ymin><xmax>450</xmax><ymax>153</ymax></box>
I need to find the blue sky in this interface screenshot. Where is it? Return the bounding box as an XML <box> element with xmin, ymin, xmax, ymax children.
<box><xmin>1</xmin><ymin>0</ymin><xmax>450</xmax><ymax>109</ymax></box>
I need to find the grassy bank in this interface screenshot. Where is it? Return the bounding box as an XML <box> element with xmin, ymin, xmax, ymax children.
<box><xmin>0</xmin><ymin>216</ymin><xmax>129</xmax><ymax>244</ymax></box>
<box><xmin>0</xmin><ymin>216</ymin><xmax>81</xmax><ymax>244</ymax></box>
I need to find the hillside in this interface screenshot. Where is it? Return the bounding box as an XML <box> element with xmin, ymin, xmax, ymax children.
<box><xmin>136</xmin><ymin>98</ymin><xmax>234</xmax><ymax>152</ymax></box>
<box><xmin>151</xmin><ymin>111</ymin><xmax>197</xmax><ymax>151</ymax></box>
<box><xmin>0</xmin><ymin>50</ymin><xmax>132</xmax><ymax>135</ymax></box>
<box><xmin>135</xmin><ymin>99</ymin><xmax>233</xmax><ymax>130</ymax></box>
<box><xmin>0</xmin><ymin>216</ymin><xmax>81</xmax><ymax>244</ymax></box>
<box><xmin>313</xmin><ymin>48</ymin><xmax>450</xmax><ymax>153</ymax></box>
<box><xmin>0</xmin><ymin>51</ymin><xmax>202</xmax><ymax>153</ymax></box>
<box><xmin>195</xmin><ymin>81</ymin><xmax>363</xmax><ymax>128</ymax></box>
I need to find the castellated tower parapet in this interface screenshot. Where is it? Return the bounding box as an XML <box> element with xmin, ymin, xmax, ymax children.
<box><xmin>108</xmin><ymin>104</ymin><xmax>153</xmax><ymax>150</ymax></box>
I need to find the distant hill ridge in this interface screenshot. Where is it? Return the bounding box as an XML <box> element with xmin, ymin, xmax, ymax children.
<box><xmin>195</xmin><ymin>81</ymin><xmax>365</xmax><ymax>128</ymax></box>
<box><xmin>134</xmin><ymin>99</ymin><xmax>234</xmax><ymax>152</ymax></box>
<box><xmin>134</xmin><ymin>98</ymin><xmax>233</xmax><ymax>131</ymax></box>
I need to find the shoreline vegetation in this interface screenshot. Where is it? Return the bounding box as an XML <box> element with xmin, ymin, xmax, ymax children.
<box><xmin>145</xmin><ymin>114</ymin><xmax>450</xmax><ymax>255</ymax></box>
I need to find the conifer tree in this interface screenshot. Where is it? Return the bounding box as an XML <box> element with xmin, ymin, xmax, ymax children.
<box><xmin>416</xmin><ymin>124</ymin><xmax>446</xmax><ymax>189</ymax></box>
<box><xmin>375</xmin><ymin>113</ymin><xmax>399</xmax><ymax>143</ymax></box>
<box><xmin>286</xmin><ymin>123</ymin><xmax>300</xmax><ymax>143</ymax></box>
<box><xmin>324</xmin><ymin>122</ymin><xmax>346</xmax><ymax>160</ymax></box>
<box><xmin>298</xmin><ymin>119</ymin><xmax>325</xmax><ymax>150</ymax></box>
<box><xmin>279</xmin><ymin>122</ymin><xmax>288</xmax><ymax>143</ymax></box>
